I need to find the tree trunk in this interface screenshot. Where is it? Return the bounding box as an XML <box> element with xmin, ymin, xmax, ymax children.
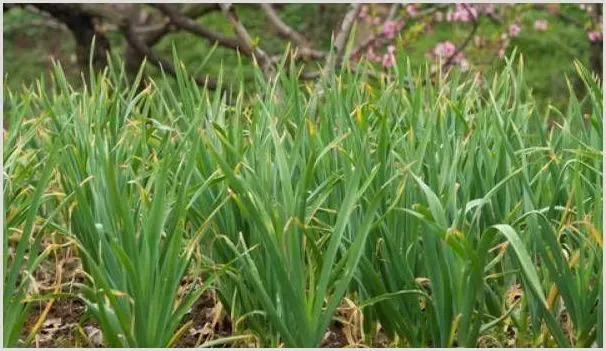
<box><xmin>123</xmin><ymin>4</ymin><xmax>149</xmax><ymax>89</ymax></box>
<box><xmin>31</xmin><ymin>4</ymin><xmax>110</xmax><ymax>72</ymax></box>
<box><xmin>123</xmin><ymin>4</ymin><xmax>175</xmax><ymax>90</ymax></box>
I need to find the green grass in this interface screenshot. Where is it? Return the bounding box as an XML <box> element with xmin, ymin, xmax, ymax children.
<box><xmin>3</xmin><ymin>47</ymin><xmax>602</xmax><ymax>347</ymax></box>
<box><xmin>3</xmin><ymin>97</ymin><xmax>61</xmax><ymax>346</ymax></box>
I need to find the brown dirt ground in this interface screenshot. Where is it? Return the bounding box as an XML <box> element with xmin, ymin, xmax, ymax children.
<box><xmin>19</xmin><ymin>289</ymin><xmax>360</xmax><ymax>348</ymax></box>
<box><xmin>20</xmin><ymin>298</ymin><xmax>92</xmax><ymax>348</ymax></box>
<box><xmin>19</xmin><ymin>291</ymin><xmax>235</xmax><ymax>348</ymax></box>
<box><xmin>174</xmin><ymin>291</ymin><xmax>233</xmax><ymax>348</ymax></box>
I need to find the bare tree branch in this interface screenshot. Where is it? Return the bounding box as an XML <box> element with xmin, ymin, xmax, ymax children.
<box><xmin>4</xmin><ymin>18</ymin><xmax>69</xmax><ymax>33</ymax></box>
<box><xmin>138</xmin><ymin>4</ymin><xmax>227</xmax><ymax>47</ymax></box>
<box><xmin>260</xmin><ymin>4</ymin><xmax>308</xmax><ymax>47</ymax></box>
<box><xmin>181</xmin><ymin>3</ymin><xmax>221</xmax><ymax>18</ymax></box>
<box><xmin>260</xmin><ymin>4</ymin><xmax>326</xmax><ymax>61</ymax></box>
<box><xmin>75</xmin><ymin>3</ymin><xmax>127</xmax><ymax>24</ymax></box>
<box><xmin>318</xmin><ymin>4</ymin><xmax>361</xmax><ymax>85</ymax></box>
<box><xmin>153</xmin><ymin>4</ymin><xmax>249</xmax><ymax>55</ymax></box>
<box><xmin>485</xmin><ymin>12</ymin><xmax>504</xmax><ymax>25</ymax></box>
<box><xmin>219</xmin><ymin>3</ymin><xmax>275</xmax><ymax>79</ymax></box>
<box><xmin>414</xmin><ymin>4</ymin><xmax>451</xmax><ymax>20</ymax></box>
<box><xmin>386</xmin><ymin>3</ymin><xmax>400</xmax><ymax>22</ymax></box>
<box><xmin>133</xmin><ymin>21</ymin><xmax>170</xmax><ymax>36</ymax></box>
<box><xmin>121</xmin><ymin>20</ymin><xmax>219</xmax><ymax>90</ymax></box>
<box><xmin>306</xmin><ymin>4</ymin><xmax>360</xmax><ymax>119</ymax></box>
<box><xmin>122</xmin><ymin>4</ymin><xmax>233</xmax><ymax>85</ymax></box>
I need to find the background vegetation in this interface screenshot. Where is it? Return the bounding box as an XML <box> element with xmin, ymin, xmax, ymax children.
<box><xmin>3</xmin><ymin>3</ymin><xmax>603</xmax><ymax>110</ymax></box>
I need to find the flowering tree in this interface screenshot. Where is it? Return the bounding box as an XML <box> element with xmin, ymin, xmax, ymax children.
<box><xmin>4</xmin><ymin>3</ymin><xmax>603</xmax><ymax>90</ymax></box>
<box><xmin>353</xmin><ymin>3</ymin><xmax>602</xmax><ymax>81</ymax></box>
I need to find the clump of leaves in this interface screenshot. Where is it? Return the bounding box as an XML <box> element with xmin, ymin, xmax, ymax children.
<box><xmin>3</xmin><ymin>46</ymin><xmax>602</xmax><ymax>348</ymax></box>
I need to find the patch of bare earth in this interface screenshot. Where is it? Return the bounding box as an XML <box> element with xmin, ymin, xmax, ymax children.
<box><xmin>174</xmin><ymin>291</ymin><xmax>233</xmax><ymax>347</ymax></box>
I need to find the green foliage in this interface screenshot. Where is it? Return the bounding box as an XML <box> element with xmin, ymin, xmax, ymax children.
<box><xmin>3</xmin><ymin>90</ymin><xmax>60</xmax><ymax>346</ymax></box>
<box><xmin>3</xmin><ymin>48</ymin><xmax>602</xmax><ymax>347</ymax></box>
<box><xmin>349</xmin><ymin>55</ymin><xmax>602</xmax><ymax>347</ymax></box>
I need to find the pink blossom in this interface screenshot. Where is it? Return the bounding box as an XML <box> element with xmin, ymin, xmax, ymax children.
<box><xmin>368</xmin><ymin>46</ymin><xmax>381</xmax><ymax>63</ymax></box>
<box><xmin>382</xmin><ymin>21</ymin><xmax>398</xmax><ymax>39</ymax></box>
<box><xmin>372</xmin><ymin>16</ymin><xmax>381</xmax><ymax>25</ymax></box>
<box><xmin>382</xmin><ymin>45</ymin><xmax>397</xmax><ymax>68</ymax></box>
<box><xmin>433</xmin><ymin>41</ymin><xmax>457</xmax><ymax>58</ymax></box>
<box><xmin>452</xmin><ymin>4</ymin><xmax>478</xmax><ymax>23</ymax></box>
<box><xmin>534</xmin><ymin>19</ymin><xmax>548</xmax><ymax>32</ymax></box>
<box><xmin>406</xmin><ymin>4</ymin><xmax>417</xmax><ymax>17</ymax></box>
<box><xmin>498</xmin><ymin>48</ymin><xmax>506</xmax><ymax>58</ymax></box>
<box><xmin>467</xmin><ymin>5</ymin><xmax>478</xmax><ymax>20</ymax></box>
<box><xmin>366</xmin><ymin>47</ymin><xmax>378</xmax><ymax>62</ymax></box>
<box><xmin>359</xmin><ymin>5</ymin><xmax>369</xmax><ymax>19</ymax></box>
<box><xmin>459</xmin><ymin>59</ymin><xmax>470</xmax><ymax>72</ymax></box>
<box><xmin>452</xmin><ymin>52</ymin><xmax>466</xmax><ymax>64</ymax></box>
<box><xmin>382</xmin><ymin>52</ymin><xmax>396</xmax><ymax>68</ymax></box>
<box><xmin>588</xmin><ymin>30</ymin><xmax>603</xmax><ymax>42</ymax></box>
<box><xmin>508</xmin><ymin>24</ymin><xmax>521</xmax><ymax>37</ymax></box>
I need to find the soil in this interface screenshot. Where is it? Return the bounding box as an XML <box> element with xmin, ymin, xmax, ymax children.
<box><xmin>174</xmin><ymin>291</ymin><xmax>233</xmax><ymax>348</ymax></box>
<box><xmin>10</xmin><ymin>233</ymin><xmax>359</xmax><ymax>348</ymax></box>
<box><xmin>20</xmin><ymin>298</ymin><xmax>92</xmax><ymax>348</ymax></box>
<box><xmin>18</xmin><ymin>291</ymin><xmax>235</xmax><ymax>348</ymax></box>
<box><xmin>320</xmin><ymin>324</ymin><xmax>348</xmax><ymax>348</ymax></box>
<box><xmin>19</xmin><ymin>289</ymin><xmax>363</xmax><ymax>348</ymax></box>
